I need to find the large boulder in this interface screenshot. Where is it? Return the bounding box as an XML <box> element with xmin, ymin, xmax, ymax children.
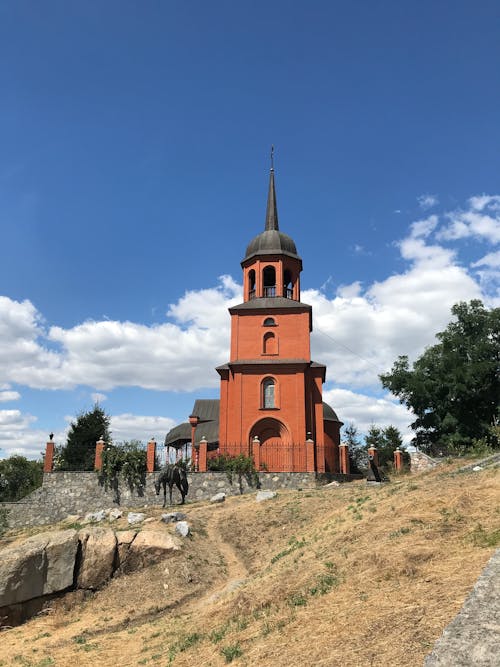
<box><xmin>77</xmin><ymin>528</ymin><xmax>117</xmax><ymax>590</ymax></box>
<box><xmin>123</xmin><ymin>530</ymin><xmax>180</xmax><ymax>573</ymax></box>
<box><xmin>0</xmin><ymin>530</ymin><xmax>78</xmax><ymax>607</ymax></box>
<box><xmin>44</xmin><ymin>530</ymin><xmax>80</xmax><ymax>594</ymax></box>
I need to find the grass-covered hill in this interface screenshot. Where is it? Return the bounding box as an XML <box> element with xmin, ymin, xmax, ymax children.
<box><xmin>0</xmin><ymin>460</ymin><xmax>498</xmax><ymax>667</ymax></box>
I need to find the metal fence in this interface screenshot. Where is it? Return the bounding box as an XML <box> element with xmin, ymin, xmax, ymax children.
<box><xmin>155</xmin><ymin>442</ymin><xmax>313</xmax><ymax>472</ymax></box>
<box><xmin>217</xmin><ymin>442</ymin><xmax>309</xmax><ymax>472</ymax></box>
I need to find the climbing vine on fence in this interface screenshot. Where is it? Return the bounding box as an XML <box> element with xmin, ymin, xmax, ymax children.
<box><xmin>98</xmin><ymin>441</ymin><xmax>147</xmax><ymax>496</ymax></box>
<box><xmin>207</xmin><ymin>453</ymin><xmax>260</xmax><ymax>492</ymax></box>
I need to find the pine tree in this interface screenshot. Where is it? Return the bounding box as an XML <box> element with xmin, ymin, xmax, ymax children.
<box><xmin>60</xmin><ymin>404</ymin><xmax>112</xmax><ymax>470</ymax></box>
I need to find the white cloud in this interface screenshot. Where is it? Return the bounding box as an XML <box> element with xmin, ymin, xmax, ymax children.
<box><xmin>336</xmin><ymin>281</ymin><xmax>362</xmax><ymax>299</ymax></box>
<box><xmin>0</xmin><ymin>409</ymin><xmax>54</xmax><ymax>459</ymax></box>
<box><xmin>0</xmin><ymin>390</ymin><xmax>20</xmax><ymax>402</ymax></box>
<box><xmin>409</xmin><ymin>214</ymin><xmax>438</xmax><ymax>239</ymax></box>
<box><xmin>91</xmin><ymin>392</ymin><xmax>107</xmax><ymax>403</ymax></box>
<box><xmin>110</xmin><ymin>413</ymin><xmax>177</xmax><ymax>444</ymax></box>
<box><xmin>438</xmin><ymin>195</ymin><xmax>500</xmax><ymax>244</ymax></box>
<box><xmin>0</xmin><ymin>277</ymin><xmax>239</xmax><ymax>392</ymax></box>
<box><xmin>417</xmin><ymin>194</ymin><xmax>439</xmax><ymax>210</ymax></box>
<box><xmin>469</xmin><ymin>194</ymin><xmax>500</xmax><ymax>212</ymax></box>
<box><xmin>323</xmin><ymin>387</ymin><xmax>414</xmax><ymax>445</ymax></box>
<box><xmin>471</xmin><ymin>250</ymin><xmax>500</xmax><ymax>269</ymax></box>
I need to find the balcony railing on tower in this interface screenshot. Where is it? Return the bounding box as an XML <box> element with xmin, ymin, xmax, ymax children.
<box><xmin>263</xmin><ymin>285</ymin><xmax>276</xmax><ymax>297</ymax></box>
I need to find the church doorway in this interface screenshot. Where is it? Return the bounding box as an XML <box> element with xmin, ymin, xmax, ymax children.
<box><xmin>250</xmin><ymin>417</ymin><xmax>294</xmax><ymax>471</ymax></box>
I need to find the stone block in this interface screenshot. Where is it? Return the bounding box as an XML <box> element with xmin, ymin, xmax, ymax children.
<box><xmin>256</xmin><ymin>490</ymin><xmax>277</xmax><ymax>502</ymax></box>
<box><xmin>44</xmin><ymin>530</ymin><xmax>79</xmax><ymax>594</ymax></box>
<box><xmin>175</xmin><ymin>521</ymin><xmax>190</xmax><ymax>538</ymax></box>
<box><xmin>77</xmin><ymin>528</ymin><xmax>117</xmax><ymax>590</ymax></box>
<box><xmin>124</xmin><ymin>531</ymin><xmax>180</xmax><ymax>572</ymax></box>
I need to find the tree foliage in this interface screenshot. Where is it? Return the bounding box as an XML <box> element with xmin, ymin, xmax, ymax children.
<box><xmin>380</xmin><ymin>300</ymin><xmax>500</xmax><ymax>454</ymax></box>
<box><xmin>0</xmin><ymin>455</ymin><xmax>43</xmax><ymax>502</ymax></box>
<box><xmin>59</xmin><ymin>404</ymin><xmax>112</xmax><ymax>470</ymax></box>
<box><xmin>342</xmin><ymin>422</ymin><xmax>366</xmax><ymax>473</ymax></box>
<box><xmin>364</xmin><ymin>424</ymin><xmax>407</xmax><ymax>469</ymax></box>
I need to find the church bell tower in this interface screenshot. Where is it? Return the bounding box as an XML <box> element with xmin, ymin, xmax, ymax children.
<box><xmin>216</xmin><ymin>159</ymin><xmax>340</xmax><ymax>472</ymax></box>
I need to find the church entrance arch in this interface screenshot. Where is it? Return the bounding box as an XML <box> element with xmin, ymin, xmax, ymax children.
<box><xmin>250</xmin><ymin>417</ymin><xmax>292</xmax><ymax>472</ymax></box>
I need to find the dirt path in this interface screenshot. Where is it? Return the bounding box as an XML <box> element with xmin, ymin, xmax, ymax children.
<box><xmin>190</xmin><ymin>506</ymin><xmax>249</xmax><ymax>610</ymax></box>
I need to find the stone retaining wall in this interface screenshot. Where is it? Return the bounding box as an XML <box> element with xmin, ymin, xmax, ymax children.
<box><xmin>409</xmin><ymin>451</ymin><xmax>442</xmax><ymax>473</ymax></box>
<box><xmin>1</xmin><ymin>470</ymin><xmax>328</xmax><ymax>529</ymax></box>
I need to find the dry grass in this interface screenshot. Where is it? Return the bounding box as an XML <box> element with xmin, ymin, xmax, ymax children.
<box><xmin>0</xmin><ymin>461</ymin><xmax>498</xmax><ymax>667</ymax></box>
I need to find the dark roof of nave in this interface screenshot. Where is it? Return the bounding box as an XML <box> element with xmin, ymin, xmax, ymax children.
<box><xmin>191</xmin><ymin>399</ymin><xmax>219</xmax><ymax>423</ymax></box>
<box><xmin>164</xmin><ymin>399</ymin><xmax>342</xmax><ymax>447</ymax></box>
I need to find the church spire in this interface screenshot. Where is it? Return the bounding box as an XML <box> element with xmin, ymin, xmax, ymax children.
<box><xmin>265</xmin><ymin>146</ymin><xmax>279</xmax><ymax>231</ymax></box>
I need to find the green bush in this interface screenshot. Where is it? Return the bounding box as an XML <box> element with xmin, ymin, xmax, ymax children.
<box><xmin>208</xmin><ymin>453</ymin><xmax>259</xmax><ymax>492</ymax></box>
<box><xmin>98</xmin><ymin>441</ymin><xmax>147</xmax><ymax>499</ymax></box>
<box><xmin>0</xmin><ymin>455</ymin><xmax>43</xmax><ymax>502</ymax></box>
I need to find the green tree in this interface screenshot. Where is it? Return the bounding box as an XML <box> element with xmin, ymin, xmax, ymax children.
<box><xmin>0</xmin><ymin>455</ymin><xmax>43</xmax><ymax>502</ymax></box>
<box><xmin>365</xmin><ymin>424</ymin><xmax>406</xmax><ymax>469</ymax></box>
<box><xmin>343</xmin><ymin>422</ymin><xmax>366</xmax><ymax>472</ymax></box>
<box><xmin>380</xmin><ymin>300</ymin><xmax>500</xmax><ymax>454</ymax></box>
<box><xmin>59</xmin><ymin>404</ymin><xmax>112</xmax><ymax>470</ymax></box>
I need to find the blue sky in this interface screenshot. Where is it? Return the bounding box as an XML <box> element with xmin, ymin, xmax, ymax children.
<box><xmin>1</xmin><ymin>1</ymin><xmax>499</xmax><ymax>458</ymax></box>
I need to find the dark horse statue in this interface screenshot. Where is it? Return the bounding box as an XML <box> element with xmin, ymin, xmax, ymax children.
<box><xmin>154</xmin><ymin>464</ymin><xmax>189</xmax><ymax>507</ymax></box>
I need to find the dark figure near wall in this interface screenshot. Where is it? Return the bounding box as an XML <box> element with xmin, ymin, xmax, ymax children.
<box><xmin>154</xmin><ymin>464</ymin><xmax>189</xmax><ymax>507</ymax></box>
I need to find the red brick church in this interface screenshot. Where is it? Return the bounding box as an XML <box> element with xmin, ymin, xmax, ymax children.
<box><xmin>165</xmin><ymin>164</ymin><xmax>344</xmax><ymax>473</ymax></box>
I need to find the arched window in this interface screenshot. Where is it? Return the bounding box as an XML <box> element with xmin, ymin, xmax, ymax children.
<box><xmin>248</xmin><ymin>269</ymin><xmax>256</xmax><ymax>300</ymax></box>
<box><xmin>263</xmin><ymin>317</ymin><xmax>276</xmax><ymax>326</ymax></box>
<box><xmin>284</xmin><ymin>269</ymin><xmax>293</xmax><ymax>299</ymax></box>
<box><xmin>263</xmin><ymin>332</ymin><xmax>277</xmax><ymax>354</ymax></box>
<box><xmin>263</xmin><ymin>266</ymin><xmax>276</xmax><ymax>297</ymax></box>
<box><xmin>262</xmin><ymin>377</ymin><xmax>275</xmax><ymax>408</ymax></box>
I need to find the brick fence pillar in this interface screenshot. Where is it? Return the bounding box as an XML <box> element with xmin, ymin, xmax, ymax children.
<box><xmin>305</xmin><ymin>438</ymin><xmax>315</xmax><ymax>472</ymax></box>
<box><xmin>339</xmin><ymin>443</ymin><xmax>350</xmax><ymax>475</ymax></box>
<box><xmin>367</xmin><ymin>446</ymin><xmax>379</xmax><ymax>467</ymax></box>
<box><xmin>394</xmin><ymin>447</ymin><xmax>403</xmax><ymax>472</ymax></box>
<box><xmin>252</xmin><ymin>436</ymin><xmax>261</xmax><ymax>471</ymax></box>
<box><xmin>43</xmin><ymin>440</ymin><xmax>55</xmax><ymax>473</ymax></box>
<box><xmin>147</xmin><ymin>438</ymin><xmax>156</xmax><ymax>473</ymax></box>
<box><xmin>198</xmin><ymin>437</ymin><xmax>208</xmax><ymax>472</ymax></box>
<box><xmin>94</xmin><ymin>437</ymin><xmax>105</xmax><ymax>471</ymax></box>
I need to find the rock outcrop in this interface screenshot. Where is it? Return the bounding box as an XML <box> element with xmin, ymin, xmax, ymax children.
<box><xmin>0</xmin><ymin>529</ymin><xmax>78</xmax><ymax>607</ymax></box>
<box><xmin>0</xmin><ymin>524</ymin><xmax>182</xmax><ymax>627</ymax></box>
<box><xmin>77</xmin><ymin>528</ymin><xmax>117</xmax><ymax>590</ymax></box>
<box><xmin>123</xmin><ymin>530</ymin><xmax>180</xmax><ymax>573</ymax></box>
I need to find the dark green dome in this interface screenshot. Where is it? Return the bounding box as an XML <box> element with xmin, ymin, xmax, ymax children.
<box><xmin>323</xmin><ymin>402</ymin><xmax>342</xmax><ymax>423</ymax></box>
<box><xmin>244</xmin><ymin>229</ymin><xmax>300</xmax><ymax>262</ymax></box>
